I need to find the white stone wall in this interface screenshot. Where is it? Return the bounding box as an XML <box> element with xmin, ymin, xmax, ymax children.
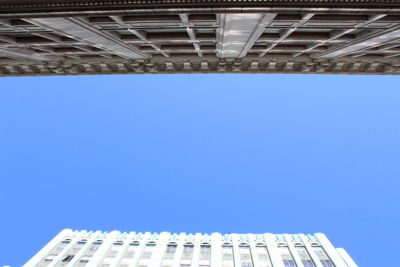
<box><xmin>24</xmin><ymin>230</ymin><xmax>356</xmax><ymax>267</ymax></box>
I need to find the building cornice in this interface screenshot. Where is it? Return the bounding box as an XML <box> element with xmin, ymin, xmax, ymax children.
<box><xmin>1</xmin><ymin>57</ymin><xmax>399</xmax><ymax>77</ymax></box>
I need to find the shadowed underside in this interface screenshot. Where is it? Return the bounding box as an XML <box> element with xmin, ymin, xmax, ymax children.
<box><xmin>1</xmin><ymin>1</ymin><xmax>400</xmax><ymax>76</ymax></box>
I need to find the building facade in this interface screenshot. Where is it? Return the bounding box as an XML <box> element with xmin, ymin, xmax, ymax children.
<box><xmin>24</xmin><ymin>229</ymin><xmax>357</xmax><ymax>267</ymax></box>
<box><xmin>1</xmin><ymin>1</ymin><xmax>400</xmax><ymax>76</ymax></box>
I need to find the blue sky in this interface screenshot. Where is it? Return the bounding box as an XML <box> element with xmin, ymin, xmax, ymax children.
<box><xmin>0</xmin><ymin>74</ymin><xmax>399</xmax><ymax>266</ymax></box>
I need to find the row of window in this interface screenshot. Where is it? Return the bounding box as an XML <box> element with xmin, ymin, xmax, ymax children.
<box><xmin>39</xmin><ymin>239</ymin><xmax>335</xmax><ymax>267</ymax></box>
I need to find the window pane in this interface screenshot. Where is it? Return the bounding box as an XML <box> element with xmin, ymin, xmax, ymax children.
<box><xmin>296</xmin><ymin>247</ymin><xmax>315</xmax><ymax>267</ymax></box>
<box><xmin>222</xmin><ymin>244</ymin><xmax>234</xmax><ymax>267</ymax></box>
<box><xmin>279</xmin><ymin>246</ymin><xmax>297</xmax><ymax>267</ymax></box>
<box><xmin>312</xmin><ymin>247</ymin><xmax>335</xmax><ymax>267</ymax></box>
<box><xmin>256</xmin><ymin>245</ymin><xmax>272</xmax><ymax>267</ymax></box>
<box><xmin>239</xmin><ymin>245</ymin><xmax>253</xmax><ymax>267</ymax></box>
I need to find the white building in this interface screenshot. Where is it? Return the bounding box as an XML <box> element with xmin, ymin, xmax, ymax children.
<box><xmin>24</xmin><ymin>229</ymin><xmax>357</xmax><ymax>267</ymax></box>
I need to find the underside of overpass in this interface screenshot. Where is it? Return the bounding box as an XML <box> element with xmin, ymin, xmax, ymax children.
<box><xmin>1</xmin><ymin>0</ymin><xmax>400</xmax><ymax>76</ymax></box>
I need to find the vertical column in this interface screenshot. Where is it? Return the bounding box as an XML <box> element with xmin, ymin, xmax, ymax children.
<box><xmin>191</xmin><ymin>233</ymin><xmax>203</xmax><ymax>267</ymax></box>
<box><xmin>298</xmin><ymin>234</ymin><xmax>323</xmax><ymax>267</ymax></box>
<box><xmin>88</xmin><ymin>231</ymin><xmax>120</xmax><ymax>266</ymax></box>
<box><xmin>248</xmin><ymin>234</ymin><xmax>260</xmax><ymax>267</ymax></box>
<box><xmin>111</xmin><ymin>232</ymin><xmax>136</xmax><ymax>267</ymax></box>
<box><xmin>172</xmin><ymin>233</ymin><xmax>187</xmax><ymax>267</ymax></box>
<box><xmin>211</xmin><ymin>233</ymin><xmax>222</xmax><ymax>267</ymax></box>
<box><xmin>263</xmin><ymin>234</ymin><xmax>285</xmax><ymax>267</ymax></box>
<box><xmin>336</xmin><ymin>248</ymin><xmax>358</xmax><ymax>267</ymax></box>
<box><xmin>23</xmin><ymin>229</ymin><xmax>73</xmax><ymax>266</ymax></box>
<box><xmin>128</xmin><ymin>232</ymin><xmax>151</xmax><ymax>267</ymax></box>
<box><xmin>150</xmin><ymin>232</ymin><xmax>171</xmax><ymax>267</ymax></box>
<box><xmin>283</xmin><ymin>234</ymin><xmax>305</xmax><ymax>267</ymax></box>
<box><xmin>315</xmin><ymin>233</ymin><xmax>348</xmax><ymax>267</ymax></box>
<box><xmin>66</xmin><ymin>231</ymin><xmax>102</xmax><ymax>266</ymax></box>
<box><xmin>231</xmin><ymin>234</ymin><xmax>241</xmax><ymax>267</ymax></box>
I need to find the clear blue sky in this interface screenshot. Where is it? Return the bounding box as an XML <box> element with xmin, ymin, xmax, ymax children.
<box><xmin>0</xmin><ymin>74</ymin><xmax>399</xmax><ymax>266</ymax></box>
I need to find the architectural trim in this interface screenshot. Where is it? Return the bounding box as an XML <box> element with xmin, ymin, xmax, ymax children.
<box><xmin>1</xmin><ymin>57</ymin><xmax>399</xmax><ymax>76</ymax></box>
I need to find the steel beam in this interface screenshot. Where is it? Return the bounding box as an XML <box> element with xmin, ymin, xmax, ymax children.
<box><xmin>318</xmin><ymin>23</ymin><xmax>400</xmax><ymax>58</ymax></box>
<box><xmin>294</xmin><ymin>15</ymin><xmax>386</xmax><ymax>57</ymax></box>
<box><xmin>218</xmin><ymin>13</ymin><xmax>276</xmax><ymax>58</ymax></box>
<box><xmin>179</xmin><ymin>14</ymin><xmax>203</xmax><ymax>57</ymax></box>
<box><xmin>26</xmin><ymin>17</ymin><xmax>147</xmax><ymax>59</ymax></box>
<box><xmin>259</xmin><ymin>13</ymin><xmax>314</xmax><ymax>57</ymax></box>
<box><xmin>0</xmin><ymin>47</ymin><xmax>49</xmax><ymax>61</ymax></box>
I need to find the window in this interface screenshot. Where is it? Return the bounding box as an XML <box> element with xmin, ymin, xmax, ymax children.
<box><xmin>46</xmin><ymin>239</ymin><xmax>70</xmax><ymax>257</ymax></box>
<box><xmin>114</xmin><ymin>241</ymin><xmax>124</xmax><ymax>246</ymax></box>
<box><xmin>180</xmin><ymin>259</ymin><xmax>192</xmax><ymax>266</ymax></box>
<box><xmin>147</xmin><ymin>241</ymin><xmax>157</xmax><ymax>247</ymax></box>
<box><xmin>320</xmin><ymin>260</ymin><xmax>335</xmax><ymax>267</ymax></box>
<box><xmin>279</xmin><ymin>246</ymin><xmax>297</xmax><ymax>267</ymax></box>
<box><xmin>312</xmin><ymin>247</ymin><xmax>335</xmax><ymax>267</ymax></box>
<box><xmin>89</xmin><ymin>241</ymin><xmax>102</xmax><ymax>252</ymax></box>
<box><xmin>200</xmin><ymin>243</ymin><xmax>211</xmax><ymax>264</ymax></box>
<box><xmin>256</xmin><ymin>245</ymin><xmax>272</xmax><ymax>267</ymax></box>
<box><xmin>302</xmin><ymin>260</ymin><xmax>316</xmax><ymax>267</ymax></box>
<box><xmin>80</xmin><ymin>256</ymin><xmax>90</xmax><ymax>263</ymax></box>
<box><xmin>71</xmin><ymin>241</ymin><xmax>86</xmax><ymax>254</ymax></box>
<box><xmin>200</xmin><ymin>243</ymin><xmax>211</xmax><ymax>254</ymax></box>
<box><xmin>75</xmin><ymin>240</ymin><xmax>102</xmax><ymax>264</ymax></box>
<box><xmin>62</xmin><ymin>255</ymin><xmax>74</xmax><ymax>262</ymax></box>
<box><xmin>283</xmin><ymin>260</ymin><xmax>297</xmax><ymax>267</ymax></box>
<box><xmin>239</xmin><ymin>244</ymin><xmax>253</xmax><ymax>267</ymax></box>
<box><xmin>166</xmin><ymin>243</ymin><xmax>177</xmax><ymax>254</ymax></box>
<box><xmin>121</xmin><ymin>241</ymin><xmax>140</xmax><ymax>259</ymax></box>
<box><xmin>44</xmin><ymin>254</ymin><xmax>57</xmax><ymax>262</ymax></box>
<box><xmin>182</xmin><ymin>243</ymin><xmax>194</xmax><ymax>259</ymax></box>
<box><xmin>141</xmin><ymin>242</ymin><xmax>156</xmax><ymax>261</ymax></box>
<box><xmin>222</xmin><ymin>243</ymin><xmax>234</xmax><ymax>267</ymax></box>
<box><xmin>296</xmin><ymin>247</ymin><xmax>315</xmax><ymax>267</ymax></box>
<box><xmin>164</xmin><ymin>243</ymin><xmax>177</xmax><ymax>260</ymax></box>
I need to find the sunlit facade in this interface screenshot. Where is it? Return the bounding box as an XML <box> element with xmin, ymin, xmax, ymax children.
<box><xmin>24</xmin><ymin>229</ymin><xmax>357</xmax><ymax>267</ymax></box>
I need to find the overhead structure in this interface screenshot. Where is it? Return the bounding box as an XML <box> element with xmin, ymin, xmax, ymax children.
<box><xmin>0</xmin><ymin>0</ymin><xmax>400</xmax><ymax>76</ymax></box>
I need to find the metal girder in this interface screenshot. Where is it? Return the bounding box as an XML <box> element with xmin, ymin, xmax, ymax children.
<box><xmin>0</xmin><ymin>47</ymin><xmax>49</xmax><ymax>61</ymax></box>
<box><xmin>259</xmin><ymin>13</ymin><xmax>314</xmax><ymax>57</ymax></box>
<box><xmin>318</xmin><ymin>24</ymin><xmax>400</xmax><ymax>58</ymax></box>
<box><xmin>293</xmin><ymin>15</ymin><xmax>386</xmax><ymax>58</ymax></box>
<box><xmin>109</xmin><ymin>15</ymin><xmax>169</xmax><ymax>58</ymax></box>
<box><xmin>179</xmin><ymin>14</ymin><xmax>202</xmax><ymax>57</ymax></box>
<box><xmin>217</xmin><ymin>13</ymin><xmax>276</xmax><ymax>58</ymax></box>
<box><xmin>25</xmin><ymin>17</ymin><xmax>148</xmax><ymax>59</ymax></box>
<box><xmin>351</xmin><ymin>42</ymin><xmax>400</xmax><ymax>58</ymax></box>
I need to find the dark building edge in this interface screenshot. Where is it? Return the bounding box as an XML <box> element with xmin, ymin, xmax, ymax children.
<box><xmin>0</xmin><ymin>0</ymin><xmax>399</xmax><ymax>15</ymax></box>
